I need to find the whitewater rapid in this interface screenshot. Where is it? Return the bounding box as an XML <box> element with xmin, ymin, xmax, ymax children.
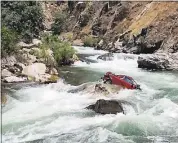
<box><xmin>2</xmin><ymin>46</ymin><xmax>178</xmax><ymax>143</ymax></box>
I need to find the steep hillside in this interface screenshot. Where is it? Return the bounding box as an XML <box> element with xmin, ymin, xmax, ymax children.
<box><xmin>43</xmin><ymin>1</ymin><xmax>178</xmax><ymax>54</ymax></box>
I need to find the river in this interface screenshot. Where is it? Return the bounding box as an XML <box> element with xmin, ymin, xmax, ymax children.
<box><xmin>2</xmin><ymin>46</ymin><xmax>178</xmax><ymax>143</ymax></box>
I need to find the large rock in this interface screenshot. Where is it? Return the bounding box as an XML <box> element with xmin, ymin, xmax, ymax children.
<box><xmin>1</xmin><ymin>56</ymin><xmax>17</xmax><ymax>68</ymax></box>
<box><xmin>17</xmin><ymin>39</ymin><xmax>42</xmax><ymax>48</ymax></box>
<box><xmin>3</xmin><ymin>76</ymin><xmax>27</xmax><ymax>83</ymax></box>
<box><xmin>14</xmin><ymin>63</ymin><xmax>25</xmax><ymax>72</ymax></box>
<box><xmin>32</xmin><ymin>39</ymin><xmax>42</xmax><ymax>46</ymax></box>
<box><xmin>17</xmin><ymin>42</ymin><xmax>35</xmax><ymax>48</ymax></box>
<box><xmin>86</xmin><ymin>99</ymin><xmax>124</xmax><ymax>114</ymax></box>
<box><xmin>68</xmin><ymin>82</ymin><xmax>122</xmax><ymax>95</ymax></box>
<box><xmin>1</xmin><ymin>69</ymin><xmax>13</xmax><ymax>78</ymax></box>
<box><xmin>22</xmin><ymin>63</ymin><xmax>46</xmax><ymax>79</ymax></box>
<box><xmin>137</xmin><ymin>52</ymin><xmax>178</xmax><ymax>70</ymax></box>
<box><xmin>8</xmin><ymin>66</ymin><xmax>21</xmax><ymax>74</ymax></box>
<box><xmin>94</xmin><ymin>83</ymin><xmax>109</xmax><ymax>94</ymax></box>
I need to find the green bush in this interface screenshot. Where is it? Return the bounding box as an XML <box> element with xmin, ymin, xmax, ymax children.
<box><xmin>51</xmin><ymin>12</ymin><xmax>67</xmax><ymax>35</ymax></box>
<box><xmin>52</xmin><ymin>41</ymin><xmax>75</xmax><ymax>64</ymax></box>
<box><xmin>40</xmin><ymin>35</ymin><xmax>76</xmax><ymax>66</ymax></box>
<box><xmin>1</xmin><ymin>26</ymin><xmax>19</xmax><ymax>57</ymax></box>
<box><xmin>83</xmin><ymin>35</ymin><xmax>99</xmax><ymax>47</ymax></box>
<box><xmin>1</xmin><ymin>1</ymin><xmax>44</xmax><ymax>43</ymax></box>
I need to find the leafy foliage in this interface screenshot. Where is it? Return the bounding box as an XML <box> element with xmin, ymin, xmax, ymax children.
<box><xmin>51</xmin><ymin>12</ymin><xmax>67</xmax><ymax>35</ymax></box>
<box><xmin>1</xmin><ymin>1</ymin><xmax>44</xmax><ymax>43</ymax></box>
<box><xmin>40</xmin><ymin>35</ymin><xmax>76</xmax><ymax>66</ymax></box>
<box><xmin>1</xmin><ymin>26</ymin><xmax>19</xmax><ymax>57</ymax></box>
<box><xmin>83</xmin><ymin>35</ymin><xmax>99</xmax><ymax>47</ymax></box>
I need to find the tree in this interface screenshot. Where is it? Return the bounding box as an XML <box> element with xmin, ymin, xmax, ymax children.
<box><xmin>1</xmin><ymin>26</ymin><xmax>19</xmax><ymax>57</ymax></box>
<box><xmin>51</xmin><ymin>12</ymin><xmax>67</xmax><ymax>35</ymax></box>
<box><xmin>1</xmin><ymin>1</ymin><xmax>44</xmax><ymax>43</ymax></box>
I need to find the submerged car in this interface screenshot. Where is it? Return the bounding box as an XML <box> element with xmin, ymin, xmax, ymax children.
<box><xmin>101</xmin><ymin>72</ymin><xmax>141</xmax><ymax>90</ymax></box>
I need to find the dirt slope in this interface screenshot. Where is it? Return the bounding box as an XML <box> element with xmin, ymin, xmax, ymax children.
<box><xmin>43</xmin><ymin>1</ymin><xmax>178</xmax><ymax>54</ymax></box>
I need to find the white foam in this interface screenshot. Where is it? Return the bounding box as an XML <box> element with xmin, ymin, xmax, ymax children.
<box><xmin>2</xmin><ymin>47</ymin><xmax>178</xmax><ymax>142</ymax></box>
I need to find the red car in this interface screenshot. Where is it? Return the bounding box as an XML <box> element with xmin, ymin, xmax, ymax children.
<box><xmin>102</xmin><ymin>72</ymin><xmax>141</xmax><ymax>90</ymax></box>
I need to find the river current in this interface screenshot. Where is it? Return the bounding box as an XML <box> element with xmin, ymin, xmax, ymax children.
<box><xmin>2</xmin><ymin>46</ymin><xmax>178</xmax><ymax>143</ymax></box>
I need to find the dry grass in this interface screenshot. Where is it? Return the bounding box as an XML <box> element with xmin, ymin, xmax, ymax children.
<box><xmin>81</xmin><ymin>25</ymin><xmax>91</xmax><ymax>35</ymax></box>
<box><xmin>128</xmin><ymin>2</ymin><xmax>177</xmax><ymax>35</ymax></box>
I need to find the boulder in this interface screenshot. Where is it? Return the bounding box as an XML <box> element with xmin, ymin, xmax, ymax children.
<box><xmin>14</xmin><ymin>63</ymin><xmax>25</xmax><ymax>72</ymax></box>
<box><xmin>17</xmin><ymin>39</ymin><xmax>42</xmax><ymax>48</ymax></box>
<box><xmin>137</xmin><ymin>52</ymin><xmax>178</xmax><ymax>70</ymax></box>
<box><xmin>1</xmin><ymin>56</ymin><xmax>17</xmax><ymax>68</ymax></box>
<box><xmin>97</xmin><ymin>53</ymin><xmax>114</xmax><ymax>61</ymax></box>
<box><xmin>32</xmin><ymin>39</ymin><xmax>42</xmax><ymax>46</ymax></box>
<box><xmin>17</xmin><ymin>41</ymin><xmax>34</xmax><ymax>48</ymax></box>
<box><xmin>137</xmin><ymin>54</ymin><xmax>169</xmax><ymax>70</ymax></box>
<box><xmin>95</xmin><ymin>83</ymin><xmax>109</xmax><ymax>94</ymax></box>
<box><xmin>1</xmin><ymin>69</ymin><xmax>13</xmax><ymax>78</ymax></box>
<box><xmin>8</xmin><ymin>66</ymin><xmax>21</xmax><ymax>74</ymax></box>
<box><xmin>68</xmin><ymin>82</ymin><xmax>122</xmax><ymax>95</ymax></box>
<box><xmin>3</xmin><ymin>76</ymin><xmax>27</xmax><ymax>83</ymax></box>
<box><xmin>86</xmin><ymin>99</ymin><xmax>124</xmax><ymax>114</ymax></box>
<box><xmin>22</xmin><ymin>63</ymin><xmax>46</xmax><ymax>79</ymax></box>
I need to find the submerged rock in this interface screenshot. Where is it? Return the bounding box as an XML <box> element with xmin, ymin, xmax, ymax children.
<box><xmin>95</xmin><ymin>83</ymin><xmax>109</xmax><ymax>94</ymax></box>
<box><xmin>68</xmin><ymin>82</ymin><xmax>122</xmax><ymax>96</ymax></box>
<box><xmin>97</xmin><ymin>53</ymin><xmax>114</xmax><ymax>61</ymax></box>
<box><xmin>86</xmin><ymin>99</ymin><xmax>124</xmax><ymax>114</ymax></box>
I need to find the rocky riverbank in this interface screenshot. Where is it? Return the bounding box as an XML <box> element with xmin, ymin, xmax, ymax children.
<box><xmin>44</xmin><ymin>1</ymin><xmax>178</xmax><ymax>71</ymax></box>
<box><xmin>1</xmin><ymin>39</ymin><xmax>59</xmax><ymax>84</ymax></box>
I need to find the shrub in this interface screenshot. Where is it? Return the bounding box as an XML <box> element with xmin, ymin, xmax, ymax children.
<box><xmin>1</xmin><ymin>26</ymin><xmax>19</xmax><ymax>57</ymax></box>
<box><xmin>40</xmin><ymin>35</ymin><xmax>76</xmax><ymax>66</ymax></box>
<box><xmin>1</xmin><ymin>1</ymin><xmax>44</xmax><ymax>43</ymax></box>
<box><xmin>83</xmin><ymin>35</ymin><xmax>99</xmax><ymax>47</ymax></box>
<box><xmin>52</xmin><ymin>40</ymin><xmax>75</xmax><ymax>65</ymax></box>
<box><xmin>51</xmin><ymin>12</ymin><xmax>67</xmax><ymax>35</ymax></box>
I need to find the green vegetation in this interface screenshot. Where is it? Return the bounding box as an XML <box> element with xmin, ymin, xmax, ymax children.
<box><xmin>48</xmin><ymin>75</ymin><xmax>59</xmax><ymax>82</ymax></box>
<box><xmin>40</xmin><ymin>35</ymin><xmax>76</xmax><ymax>66</ymax></box>
<box><xmin>83</xmin><ymin>35</ymin><xmax>100</xmax><ymax>47</ymax></box>
<box><xmin>1</xmin><ymin>1</ymin><xmax>75</xmax><ymax>66</ymax></box>
<box><xmin>1</xmin><ymin>1</ymin><xmax>44</xmax><ymax>43</ymax></box>
<box><xmin>51</xmin><ymin>12</ymin><xmax>67</xmax><ymax>35</ymax></box>
<box><xmin>1</xmin><ymin>26</ymin><xmax>19</xmax><ymax>57</ymax></box>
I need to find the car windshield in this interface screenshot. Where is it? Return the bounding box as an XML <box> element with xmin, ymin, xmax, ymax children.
<box><xmin>123</xmin><ymin>76</ymin><xmax>134</xmax><ymax>84</ymax></box>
